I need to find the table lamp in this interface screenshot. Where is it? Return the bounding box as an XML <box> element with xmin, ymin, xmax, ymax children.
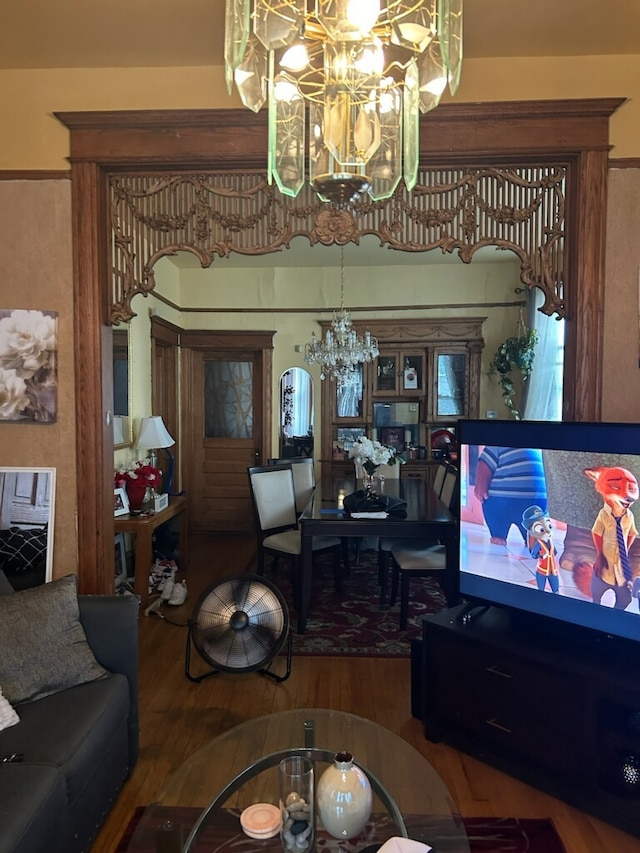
<box><xmin>136</xmin><ymin>416</ymin><xmax>176</xmax><ymax>495</ymax></box>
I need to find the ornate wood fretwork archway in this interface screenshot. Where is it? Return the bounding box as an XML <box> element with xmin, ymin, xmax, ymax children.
<box><xmin>56</xmin><ymin>98</ymin><xmax>621</xmax><ymax>595</ymax></box>
<box><xmin>109</xmin><ymin>165</ymin><xmax>566</xmax><ymax>324</ymax></box>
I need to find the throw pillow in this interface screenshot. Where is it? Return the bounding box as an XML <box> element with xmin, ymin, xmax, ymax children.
<box><xmin>0</xmin><ymin>686</ymin><xmax>19</xmax><ymax>731</ymax></box>
<box><xmin>0</xmin><ymin>526</ymin><xmax>48</xmax><ymax>574</ymax></box>
<box><xmin>0</xmin><ymin>574</ymin><xmax>108</xmax><ymax>704</ymax></box>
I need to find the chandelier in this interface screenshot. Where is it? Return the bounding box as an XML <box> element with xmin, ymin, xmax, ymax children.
<box><xmin>225</xmin><ymin>0</ymin><xmax>463</xmax><ymax>206</ymax></box>
<box><xmin>304</xmin><ymin>247</ymin><xmax>379</xmax><ymax>382</ymax></box>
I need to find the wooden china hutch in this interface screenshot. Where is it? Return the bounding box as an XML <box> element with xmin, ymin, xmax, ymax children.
<box><xmin>320</xmin><ymin>317</ymin><xmax>484</xmax><ymax>485</ymax></box>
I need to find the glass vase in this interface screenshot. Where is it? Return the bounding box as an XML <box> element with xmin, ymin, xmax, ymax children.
<box><xmin>279</xmin><ymin>756</ymin><xmax>314</xmax><ymax>853</ymax></box>
<box><xmin>362</xmin><ymin>465</ymin><xmax>379</xmax><ymax>497</ymax></box>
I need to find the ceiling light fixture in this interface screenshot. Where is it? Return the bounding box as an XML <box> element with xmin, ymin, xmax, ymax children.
<box><xmin>304</xmin><ymin>246</ymin><xmax>379</xmax><ymax>383</ymax></box>
<box><xmin>225</xmin><ymin>0</ymin><xmax>463</xmax><ymax>207</ymax></box>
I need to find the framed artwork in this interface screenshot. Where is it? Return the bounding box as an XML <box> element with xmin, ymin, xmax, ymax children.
<box><xmin>0</xmin><ymin>467</ymin><xmax>56</xmax><ymax>585</ymax></box>
<box><xmin>380</xmin><ymin>427</ymin><xmax>405</xmax><ymax>451</ymax></box>
<box><xmin>0</xmin><ymin>309</ymin><xmax>58</xmax><ymax>423</ymax></box>
<box><xmin>403</xmin><ymin>365</ymin><xmax>419</xmax><ymax>389</ymax></box>
<box><xmin>114</xmin><ymin>487</ymin><xmax>130</xmax><ymax>517</ymax></box>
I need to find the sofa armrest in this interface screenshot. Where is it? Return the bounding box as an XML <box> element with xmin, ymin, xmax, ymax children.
<box><xmin>78</xmin><ymin>594</ymin><xmax>140</xmax><ymax>767</ymax></box>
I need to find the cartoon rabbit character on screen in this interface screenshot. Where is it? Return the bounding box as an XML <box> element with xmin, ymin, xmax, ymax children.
<box><xmin>522</xmin><ymin>505</ymin><xmax>559</xmax><ymax>593</ymax></box>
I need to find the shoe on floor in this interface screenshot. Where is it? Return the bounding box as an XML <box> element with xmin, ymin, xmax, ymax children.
<box><xmin>168</xmin><ymin>580</ymin><xmax>187</xmax><ymax>606</ymax></box>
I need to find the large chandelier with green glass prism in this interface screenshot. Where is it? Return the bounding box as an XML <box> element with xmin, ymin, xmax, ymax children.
<box><xmin>225</xmin><ymin>0</ymin><xmax>463</xmax><ymax>207</ymax></box>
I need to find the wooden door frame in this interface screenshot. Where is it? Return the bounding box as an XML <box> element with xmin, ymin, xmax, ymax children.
<box><xmin>56</xmin><ymin>100</ymin><xmax>619</xmax><ymax>593</ymax></box>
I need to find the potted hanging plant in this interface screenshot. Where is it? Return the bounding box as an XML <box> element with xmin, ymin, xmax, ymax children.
<box><xmin>488</xmin><ymin>328</ymin><xmax>538</xmax><ymax>420</ymax></box>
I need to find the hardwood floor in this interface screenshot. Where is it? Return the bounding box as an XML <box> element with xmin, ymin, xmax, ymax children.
<box><xmin>91</xmin><ymin>534</ymin><xmax>640</xmax><ymax>853</ymax></box>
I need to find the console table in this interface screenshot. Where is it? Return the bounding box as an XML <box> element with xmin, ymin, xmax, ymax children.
<box><xmin>114</xmin><ymin>495</ymin><xmax>188</xmax><ymax>611</ymax></box>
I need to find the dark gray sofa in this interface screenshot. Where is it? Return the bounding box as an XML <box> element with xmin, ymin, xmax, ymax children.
<box><xmin>0</xmin><ymin>578</ymin><xmax>139</xmax><ymax>853</ymax></box>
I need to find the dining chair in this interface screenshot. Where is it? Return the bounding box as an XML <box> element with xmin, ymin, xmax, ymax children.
<box><xmin>247</xmin><ymin>464</ymin><xmax>345</xmax><ymax>605</ymax></box>
<box><xmin>388</xmin><ymin>468</ymin><xmax>459</xmax><ymax>628</ymax></box>
<box><xmin>377</xmin><ymin>462</ymin><xmax>449</xmax><ymax>604</ymax></box>
<box><xmin>268</xmin><ymin>456</ymin><xmax>315</xmax><ymax>515</ymax></box>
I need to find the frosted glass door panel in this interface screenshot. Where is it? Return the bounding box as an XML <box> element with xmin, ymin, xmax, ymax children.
<box><xmin>204</xmin><ymin>361</ymin><xmax>254</xmax><ymax>439</ymax></box>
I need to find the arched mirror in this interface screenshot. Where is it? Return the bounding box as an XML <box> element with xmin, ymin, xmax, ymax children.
<box><xmin>280</xmin><ymin>368</ymin><xmax>314</xmax><ymax>458</ymax></box>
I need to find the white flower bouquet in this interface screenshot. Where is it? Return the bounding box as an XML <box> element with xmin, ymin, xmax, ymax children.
<box><xmin>348</xmin><ymin>436</ymin><xmax>400</xmax><ymax>476</ymax></box>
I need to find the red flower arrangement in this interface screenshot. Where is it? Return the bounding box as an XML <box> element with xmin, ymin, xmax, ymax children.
<box><xmin>115</xmin><ymin>461</ymin><xmax>162</xmax><ymax>509</ymax></box>
<box><xmin>114</xmin><ymin>461</ymin><xmax>162</xmax><ymax>490</ymax></box>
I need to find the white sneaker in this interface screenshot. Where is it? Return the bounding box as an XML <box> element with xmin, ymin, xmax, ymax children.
<box><xmin>168</xmin><ymin>580</ymin><xmax>187</xmax><ymax>606</ymax></box>
<box><xmin>159</xmin><ymin>569</ymin><xmax>176</xmax><ymax>601</ymax></box>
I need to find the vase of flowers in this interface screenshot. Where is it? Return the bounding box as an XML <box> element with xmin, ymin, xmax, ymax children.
<box><xmin>348</xmin><ymin>437</ymin><xmax>400</xmax><ymax>496</ymax></box>
<box><xmin>114</xmin><ymin>461</ymin><xmax>162</xmax><ymax>511</ymax></box>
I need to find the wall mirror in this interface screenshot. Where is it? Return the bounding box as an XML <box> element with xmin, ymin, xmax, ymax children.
<box><xmin>0</xmin><ymin>467</ymin><xmax>56</xmax><ymax>590</ymax></box>
<box><xmin>113</xmin><ymin>325</ymin><xmax>132</xmax><ymax>447</ymax></box>
<box><xmin>280</xmin><ymin>368</ymin><xmax>314</xmax><ymax>457</ymax></box>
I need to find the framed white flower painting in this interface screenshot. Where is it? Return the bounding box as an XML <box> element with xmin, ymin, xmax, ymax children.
<box><xmin>0</xmin><ymin>309</ymin><xmax>58</xmax><ymax>423</ymax></box>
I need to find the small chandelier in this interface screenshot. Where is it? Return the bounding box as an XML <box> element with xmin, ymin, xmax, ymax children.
<box><xmin>225</xmin><ymin>0</ymin><xmax>463</xmax><ymax>206</ymax></box>
<box><xmin>304</xmin><ymin>247</ymin><xmax>379</xmax><ymax>383</ymax></box>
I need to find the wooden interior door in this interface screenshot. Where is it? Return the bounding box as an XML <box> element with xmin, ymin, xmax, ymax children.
<box><xmin>182</xmin><ymin>331</ymin><xmax>273</xmax><ymax>533</ymax></box>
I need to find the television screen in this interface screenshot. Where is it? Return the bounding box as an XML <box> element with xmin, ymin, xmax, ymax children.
<box><xmin>458</xmin><ymin>419</ymin><xmax>640</xmax><ymax>644</ymax></box>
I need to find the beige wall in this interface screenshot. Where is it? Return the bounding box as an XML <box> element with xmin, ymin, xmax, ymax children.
<box><xmin>0</xmin><ymin>55</ymin><xmax>639</xmax><ymax>169</ymax></box>
<box><xmin>0</xmin><ymin>180</ymin><xmax>76</xmax><ymax>579</ymax></box>
<box><xmin>603</xmin><ymin>168</ymin><xmax>640</xmax><ymax>421</ymax></box>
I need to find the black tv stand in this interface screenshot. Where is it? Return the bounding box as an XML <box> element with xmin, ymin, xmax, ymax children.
<box><xmin>420</xmin><ymin>603</ymin><xmax>640</xmax><ymax>838</ymax></box>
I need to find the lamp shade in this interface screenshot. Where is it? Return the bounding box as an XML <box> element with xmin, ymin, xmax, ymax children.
<box><xmin>136</xmin><ymin>416</ymin><xmax>175</xmax><ymax>450</ymax></box>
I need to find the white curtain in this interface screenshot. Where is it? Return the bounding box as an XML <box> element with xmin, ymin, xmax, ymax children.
<box><xmin>523</xmin><ymin>288</ymin><xmax>565</xmax><ymax>421</ymax></box>
<box><xmin>282</xmin><ymin>368</ymin><xmax>313</xmax><ymax>436</ymax></box>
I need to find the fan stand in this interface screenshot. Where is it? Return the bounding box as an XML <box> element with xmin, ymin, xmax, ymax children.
<box><xmin>184</xmin><ymin>573</ymin><xmax>293</xmax><ymax>683</ymax></box>
<box><xmin>185</xmin><ymin>624</ymin><xmax>292</xmax><ymax>683</ymax></box>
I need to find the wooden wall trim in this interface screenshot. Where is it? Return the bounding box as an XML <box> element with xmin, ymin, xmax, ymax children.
<box><xmin>609</xmin><ymin>158</ymin><xmax>640</xmax><ymax>168</ymax></box>
<box><xmin>0</xmin><ymin>170</ymin><xmax>70</xmax><ymax>180</ymax></box>
<box><xmin>55</xmin><ymin>99</ymin><xmax>622</xmax><ymax>165</ymax></box>
<box><xmin>180</xmin><ymin>330</ymin><xmax>276</xmax><ymax>350</ymax></box>
<box><xmin>151</xmin><ymin>315</ymin><xmax>181</xmax><ymax>346</ymax></box>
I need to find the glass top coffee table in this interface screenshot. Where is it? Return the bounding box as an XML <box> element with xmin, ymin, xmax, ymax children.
<box><xmin>125</xmin><ymin>709</ymin><xmax>469</xmax><ymax>852</ymax></box>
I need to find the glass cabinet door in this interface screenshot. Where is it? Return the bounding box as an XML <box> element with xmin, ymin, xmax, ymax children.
<box><xmin>375</xmin><ymin>354</ymin><xmax>398</xmax><ymax>393</ymax></box>
<box><xmin>334</xmin><ymin>365</ymin><xmax>365</xmax><ymax>419</ymax></box>
<box><xmin>374</xmin><ymin>352</ymin><xmax>424</xmax><ymax>395</ymax></box>
<box><xmin>436</xmin><ymin>351</ymin><xmax>467</xmax><ymax>417</ymax></box>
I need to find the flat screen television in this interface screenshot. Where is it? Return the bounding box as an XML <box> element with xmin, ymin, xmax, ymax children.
<box><xmin>458</xmin><ymin>418</ymin><xmax>640</xmax><ymax>645</ymax></box>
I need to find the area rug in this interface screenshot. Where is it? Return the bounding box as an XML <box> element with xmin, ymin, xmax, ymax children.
<box><xmin>115</xmin><ymin>806</ymin><xmax>567</xmax><ymax>853</ymax></box>
<box><xmin>275</xmin><ymin>548</ymin><xmax>447</xmax><ymax>657</ymax></box>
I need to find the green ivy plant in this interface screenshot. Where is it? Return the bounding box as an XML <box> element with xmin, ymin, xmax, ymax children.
<box><xmin>488</xmin><ymin>328</ymin><xmax>538</xmax><ymax>420</ymax></box>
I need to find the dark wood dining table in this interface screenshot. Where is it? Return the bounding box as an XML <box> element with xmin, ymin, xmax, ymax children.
<box><xmin>297</xmin><ymin>477</ymin><xmax>457</xmax><ymax>634</ymax></box>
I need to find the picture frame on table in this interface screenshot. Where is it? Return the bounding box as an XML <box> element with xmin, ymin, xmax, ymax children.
<box><xmin>114</xmin><ymin>487</ymin><xmax>130</xmax><ymax>517</ymax></box>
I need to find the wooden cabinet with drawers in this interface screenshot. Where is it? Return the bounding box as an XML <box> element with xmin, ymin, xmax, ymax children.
<box><xmin>420</xmin><ymin>604</ymin><xmax>640</xmax><ymax>838</ymax></box>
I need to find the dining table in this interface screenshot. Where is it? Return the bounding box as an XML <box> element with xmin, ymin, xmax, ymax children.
<box><xmin>297</xmin><ymin>477</ymin><xmax>457</xmax><ymax>634</ymax></box>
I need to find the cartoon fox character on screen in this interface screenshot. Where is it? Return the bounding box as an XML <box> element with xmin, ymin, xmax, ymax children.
<box><xmin>573</xmin><ymin>466</ymin><xmax>640</xmax><ymax>610</ymax></box>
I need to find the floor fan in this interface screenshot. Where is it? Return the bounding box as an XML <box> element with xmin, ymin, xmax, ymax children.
<box><xmin>185</xmin><ymin>574</ymin><xmax>292</xmax><ymax>683</ymax></box>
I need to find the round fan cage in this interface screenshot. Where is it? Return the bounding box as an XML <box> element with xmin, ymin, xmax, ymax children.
<box><xmin>189</xmin><ymin>574</ymin><xmax>290</xmax><ymax>676</ymax></box>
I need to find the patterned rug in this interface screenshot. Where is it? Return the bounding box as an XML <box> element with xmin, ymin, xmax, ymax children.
<box><xmin>115</xmin><ymin>807</ymin><xmax>567</xmax><ymax>853</ymax></box>
<box><xmin>272</xmin><ymin>547</ymin><xmax>447</xmax><ymax>657</ymax></box>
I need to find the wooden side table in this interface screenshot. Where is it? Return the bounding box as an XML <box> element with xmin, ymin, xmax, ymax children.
<box><xmin>114</xmin><ymin>495</ymin><xmax>188</xmax><ymax>612</ymax></box>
